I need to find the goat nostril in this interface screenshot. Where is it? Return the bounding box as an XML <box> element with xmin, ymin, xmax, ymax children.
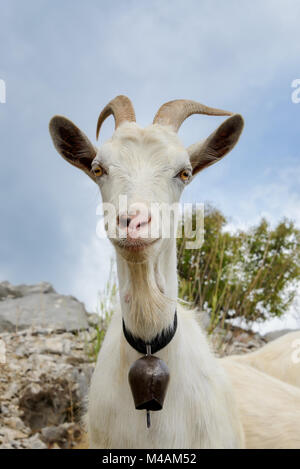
<box><xmin>118</xmin><ymin>214</ymin><xmax>132</xmax><ymax>229</ymax></box>
<box><xmin>137</xmin><ymin>216</ymin><xmax>151</xmax><ymax>230</ymax></box>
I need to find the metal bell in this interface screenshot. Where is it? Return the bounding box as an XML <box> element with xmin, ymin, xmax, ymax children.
<box><xmin>128</xmin><ymin>353</ymin><xmax>170</xmax><ymax>414</ymax></box>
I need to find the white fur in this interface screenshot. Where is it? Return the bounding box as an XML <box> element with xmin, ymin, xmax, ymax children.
<box><xmin>226</xmin><ymin>331</ymin><xmax>300</xmax><ymax>388</ymax></box>
<box><xmin>85</xmin><ymin>122</ymin><xmax>245</xmax><ymax>447</ymax></box>
<box><xmin>88</xmin><ymin>304</ymin><xmax>244</xmax><ymax>448</ymax></box>
<box><xmin>222</xmin><ymin>357</ymin><xmax>300</xmax><ymax>449</ymax></box>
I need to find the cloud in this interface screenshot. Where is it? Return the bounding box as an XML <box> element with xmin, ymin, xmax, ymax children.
<box><xmin>235</xmin><ymin>287</ymin><xmax>300</xmax><ymax>335</ymax></box>
<box><xmin>66</xmin><ymin>233</ymin><xmax>114</xmax><ymax>312</ymax></box>
<box><xmin>239</xmin><ymin>165</ymin><xmax>300</xmax><ymax>227</ymax></box>
<box><xmin>232</xmin><ymin>160</ymin><xmax>300</xmax><ymax>229</ymax></box>
<box><xmin>184</xmin><ymin>156</ymin><xmax>300</xmax><ymax>231</ymax></box>
<box><xmin>1</xmin><ymin>0</ymin><xmax>300</xmax><ymax>327</ymax></box>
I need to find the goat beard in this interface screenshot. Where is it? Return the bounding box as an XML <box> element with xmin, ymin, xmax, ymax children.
<box><xmin>125</xmin><ymin>261</ymin><xmax>175</xmax><ymax>342</ymax></box>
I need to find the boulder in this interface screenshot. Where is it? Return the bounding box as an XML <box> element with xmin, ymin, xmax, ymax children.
<box><xmin>263</xmin><ymin>328</ymin><xmax>298</xmax><ymax>342</ymax></box>
<box><xmin>0</xmin><ymin>281</ymin><xmax>55</xmax><ymax>300</ymax></box>
<box><xmin>0</xmin><ymin>282</ymin><xmax>89</xmax><ymax>332</ymax></box>
<box><xmin>0</xmin><ymin>325</ymin><xmax>95</xmax><ymax>449</ymax></box>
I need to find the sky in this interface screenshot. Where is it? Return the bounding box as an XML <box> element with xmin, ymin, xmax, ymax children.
<box><xmin>0</xmin><ymin>0</ymin><xmax>299</xmax><ymax>332</ymax></box>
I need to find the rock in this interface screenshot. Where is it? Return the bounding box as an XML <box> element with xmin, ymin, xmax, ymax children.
<box><xmin>87</xmin><ymin>312</ymin><xmax>101</xmax><ymax>327</ymax></box>
<box><xmin>0</xmin><ymin>404</ymin><xmax>10</xmax><ymax>416</ymax></box>
<box><xmin>26</xmin><ymin>433</ymin><xmax>48</xmax><ymax>449</ymax></box>
<box><xmin>247</xmin><ymin>340</ymin><xmax>260</xmax><ymax>349</ymax></box>
<box><xmin>19</xmin><ymin>377</ymin><xmax>78</xmax><ymax>431</ymax></box>
<box><xmin>0</xmin><ymin>321</ymin><xmax>95</xmax><ymax>449</ymax></box>
<box><xmin>40</xmin><ymin>337</ymin><xmax>72</xmax><ymax>355</ymax></box>
<box><xmin>2</xmin><ymin>416</ymin><xmax>29</xmax><ymax>433</ymax></box>
<box><xmin>198</xmin><ymin>310</ymin><xmax>211</xmax><ymax>330</ymax></box>
<box><xmin>71</xmin><ymin>365</ymin><xmax>94</xmax><ymax>402</ymax></box>
<box><xmin>0</xmin><ymin>284</ymin><xmax>12</xmax><ymax>300</ymax></box>
<box><xmin>0</xmin><ymin>291</ymin><xmax>89</xmax><ymax>332</ymax></box>
<box><xmin>264</xmin><ymin>329</ymin><xmax>298</xmax><ymax>342</ymax></box>
<box><xmin>16</xmin><ymin>282</ymin><xmax>56</xmax><ymax>297</ymax></box>
<box><xmin>0</xmin><ymin>281</ymin><xmax>55</xmax><ymax>301</ymax></box>
<box><xmin>224</xmin><ymin>330</ymin><xmax>233</xmax><ymax>343</ymax></box>
<box><xmin>41</xmin><ymin>425</ymin><xmax>68</xmax><ymax>445</ymax></box>
<box><xmin>210</xmin><ymin>324</ymin><xmax>266</xmax><ymax>357</ymax></box>
<box><xmin>0</xmin><ymin>442</ymin><xmax>16</xmax><ymax>449</ymax></box>
<box><xmin>41</xmin><ymin>423</ymin><xmax>82</xmax><ymax>448</ymax></box>
<box><xmin>235</xmin><ymin>333</ymin><xmax>249</xmax><ymax>344</ymax></box>
<box><xmin>0</xmin><ymin>426</ymin><xmax>28</xmax><ymax>441</ymax></box>
<box><xmin>2</xmin><ymin>382</ymin><xmax>20</xmax><ymax>400</ymax></box>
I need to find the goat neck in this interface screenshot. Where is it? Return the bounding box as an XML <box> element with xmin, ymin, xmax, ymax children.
<box><xmin>116</xmin><ymin>237</ymin><xmax>178</xmax><ymax>343</ymax></box>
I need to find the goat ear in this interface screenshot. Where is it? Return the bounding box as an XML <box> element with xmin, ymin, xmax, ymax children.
<box><xmin>188</xmin><ymin>114</ymin><xmax>244</xmax><ymax>175</ymax></box>
<box><xmin>49</xmin><ymin>116</ymin><xmax>97</xmax><ymax>181</ymax></box>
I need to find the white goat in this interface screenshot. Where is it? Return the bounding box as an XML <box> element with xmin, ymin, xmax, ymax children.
<box><xmin>49</xmin><ymin>96</ymin><xmax>245</xmax><ymax>449</ymax></box>
<box><xmin>221</xmin><ymin>357</ymin><xmax>300</xmax><ymax>449</ymax></box>
<box><xmin>227</xmin><ymin>330</ymin><xmax>300</xmax><ymax>388</ymax></box>
<box><xmin>49</xmin><ymin>95</ymin><xmax>300</xmax><ymax>449</ymax></box>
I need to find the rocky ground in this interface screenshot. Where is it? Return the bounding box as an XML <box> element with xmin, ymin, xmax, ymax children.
<box><xmin>0</xmin><ymin>281</ymin><xmax>287</xmax><ymax>449</ymax></box>
<box><xmin>210</xmin><ymin>324</ymin><xmax>267</xmax><ymax>357</ymax></box>
<box><xmin>0</xmin><ymin>326</ymin><xmax>96</xmax><ymax>449</ymax></box>
<box><xmin>0</xmin><ymin>282</ymin><xmax>99</xmax><ymax>449</ymax></box>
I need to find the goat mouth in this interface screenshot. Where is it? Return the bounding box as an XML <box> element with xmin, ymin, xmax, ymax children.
<box><xmin>115</xmin><ymin>239</ymin><xmax>159</xmax><ymax>252</ymax></box>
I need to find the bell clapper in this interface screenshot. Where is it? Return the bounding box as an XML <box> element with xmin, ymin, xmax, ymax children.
<box><xmin>147</xmin><ymin>409</ymin><xmax>151</xmax><ymax>429</ymax></box>
<box><xmin>146</xmin><ymin>345</ymin><xmax>151</xmax><ymax>428</ymax></box>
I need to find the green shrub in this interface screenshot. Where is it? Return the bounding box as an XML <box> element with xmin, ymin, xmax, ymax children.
<box><xmin>177</xmin><ymin>205</ymin><xmax>300</xmax><ymax>332</ymax></box>
<box><xmin>88</xmin><ymin>260</ymin><xmax>117</xmax><ymax>361</ymax></box>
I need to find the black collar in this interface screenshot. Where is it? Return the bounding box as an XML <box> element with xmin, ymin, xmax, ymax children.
<box><xmin>122</xmin><ymin>310</ymin><xmax>177</xmax><ymax>355</ymax></box>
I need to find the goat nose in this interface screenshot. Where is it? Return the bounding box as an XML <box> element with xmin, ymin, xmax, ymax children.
<box><xmin>117</xmin><ymin>211</ymin><xmax>151</xmax><ymax>237</ymax></box>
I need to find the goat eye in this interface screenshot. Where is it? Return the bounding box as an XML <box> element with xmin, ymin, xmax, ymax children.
<box><xmin>178</xmin><ymin>169</ymin><xmax>191</xmax><ymax>182</ymax></box>
<box><xmin>92</xmin><ymin>164</ymin><xmax>104</xmax><ymax>177</ymax></box>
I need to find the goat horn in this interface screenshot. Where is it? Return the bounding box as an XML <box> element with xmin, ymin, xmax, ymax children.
<box><xmin>153</xmin><ymin>99</ymin><xmax>233</xmax><ymax>132</ymax></box>
<box><xmin>96</xmin><ymin>95</ymin><xmax>136</xmax><ymax>140</ymax></box>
